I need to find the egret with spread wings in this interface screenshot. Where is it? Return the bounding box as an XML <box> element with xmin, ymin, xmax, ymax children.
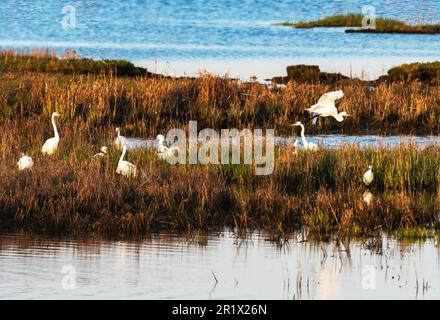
<box><xmin>305</xmin><ymin>90</ymin><xmax>348</xmax><ymax>124</ymax></box>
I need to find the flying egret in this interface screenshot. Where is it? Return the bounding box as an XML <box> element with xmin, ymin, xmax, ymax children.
<box><xmin>93</xmin><ymin>146</ymin><xmax>108</xmax><ymax>158</ymax></box>
<box><xmin>363</xmin><ymin>165</ymin><xmax>374</xmax><ymax>185</ymax></box>
<box><xmin>41</xmin><ymin>112</ymin><xmax>61</xmax><ymax>155</ymax></box>
<box><xmin>291</xmin><ymin>121</ymin><xmax>318</xmax><ymax>151</ymax></box>
<box><xmin>116</xmin><ymin>144</ymin><xmax>137</xmax><ymax>178</ymax></box>
<box><xmin>17</xmin><ymin>153</ymin><xmax>34</xmax><ymax>170</ymax></box>
<box><xmin>156</xmin><ymin>134</ymin><xmax>180</xmax><ymax>160</ymax></box>
<box><xmin>114</xmin><ymin>127</ymin><xmax>128</xmax><ymax>150</ymax></box>
<box><xmin>305</xmin><ymin>90</ymin><xmax>348</xmax><ymax>124</ymax></box>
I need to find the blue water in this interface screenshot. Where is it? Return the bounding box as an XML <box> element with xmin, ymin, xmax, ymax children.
<box><xmin>0</xmin><ymin>0</ymin><xmax>440</xmax><ymax>78</ymax></box>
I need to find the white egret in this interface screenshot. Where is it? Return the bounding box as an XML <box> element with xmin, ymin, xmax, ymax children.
<box><xmin>363</xmin><ymin>165</ymin><xmax>374</xmax><ymax>185</ymax></box>
<box><xmin>362</xmin><ymin>190</ymin><xmax>373</xmax><ymax>206</ymax></box>
<box><xmin>93</xmin><ymin>146</ymin><xmax>108</xmax><ymax>158</ymax></box>
<box><xmin>156</xmin><ymin>134</ymin><xmax>179</xmax><ymax>160</ymax></box>
<box><xmin>114</xmin><ymin>127</ymin><xmax>128</xmax><ymax>150</ymax></box>
<box><xmin>17</xmin><ymin>153</ymin><xmax>34</xmax><ymax>170</ymax></box>
<box><xmin>291</xmin><ymin>121</ymin><xmax>318</xmax><ymax>151</ymax></box>
<box><xmin>116</xmin><ymin>144</ymin><xmax>138</xmax><ymax>178</ymax></box>
<box><xmin>267</xmin><ymin>83</ymin><xmax>287</xmax><ymax>91</ymax></box>
<box><xmin>41</xmin><ymin>112</ymin><xmax>61</xmax><ymax>155</ymax></box>
<box><xmin>305</xmin><ymin>90</ymin><xmax>348</xmax><ymax>124</ymax></box>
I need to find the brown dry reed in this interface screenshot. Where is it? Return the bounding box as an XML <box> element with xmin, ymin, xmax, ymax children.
<box><xmin>0</xmin><ymin>117</ymin><xmax>439</xmax><ymax>239</ymax></box>
<box><xmin>0</xmin><ymin>51</ymin><xmax>439</xmax><ymax>135</ymax></box>
<box><xmin>0</xmin><ymin>50</ymin><xmax>439</xmax><ymax>239</ymax></box>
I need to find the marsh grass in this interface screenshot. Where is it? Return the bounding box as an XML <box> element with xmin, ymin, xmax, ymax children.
<box><xmin>386</xmin><ymin>61</ymin><xmax>440</xmax><ymax>85</ymax></box>
<box><xmin>0</xmin><ymin>49</ymin><xmax>148</xmax><ymax>77</ymax></box>
<box><xmin>0</xmin><ymin>118</ymin><xmax>439</xmax><ymax>238</ymax></box>
<box><xmin>0</xmin><ymin>50</ymin><xmax>439</xmax><ymax>239</ymax></box>
<box><xmin>1</xmin><ymin>58</ymin><xmax>440</xmax><ymax>135</ymax></box>
<box><xmin>276</xmin><ymin>13</ymin><xmax>366</xmax><ymax>28</ymax></box>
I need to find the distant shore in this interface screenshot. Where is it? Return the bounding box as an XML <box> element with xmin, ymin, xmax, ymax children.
<box><xmin>275</xmin><ymin>13</ymin><xmax>440</xmax><ymax>34</ymax></box>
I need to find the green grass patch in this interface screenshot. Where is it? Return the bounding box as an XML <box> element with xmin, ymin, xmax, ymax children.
<box><xmin>0</xmin><ymin>50</ymin><xmax>148</xmax><ymax>77</ymax></box>
<box><xmin>275</xmin><ymin>13</ymin><xmax>440</xmax><ymax>34</ymax></box>
<box><xmin>386</xmin><ymin>61</ymin><xmax>440</xmax><ymax>84</ymax></box>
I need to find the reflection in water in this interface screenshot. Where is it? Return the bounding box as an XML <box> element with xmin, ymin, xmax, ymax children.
<box><xmin>0</xmin><ymin>232</ymin><xmax>439</xmax><ymax>299</ymax></box>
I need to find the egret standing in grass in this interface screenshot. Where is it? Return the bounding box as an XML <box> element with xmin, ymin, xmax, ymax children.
<box><xmin>306</xmin><ymin>90</ymin><xmax>348</xmax><ymax>124</ymax></box>
<box><xmin>17</xmin><ymin>153</ymin><xmax>34</xmax><ymax>170</ymax></box>
<box><xmin>41</xmin><ymin>112</ymin><xmax>61</xmax><ymax>155</ymax></box>
<box><xmin>93</xmin><ymin>146</ymin><xmax>108</xmax><ymax>158</ymax></box>
<box><xmin>362</xmin><ymin>190</ymin><xmax>373</xmax><ymax>206</ymax></box>
<box><xmin>363</xmin><ymin>165</ymin><xmax>374</xmax><ymax>185</ymax></box>
<box><xmin>156</xmin><ymin>134</ymin><xmax>180</xmax><ymax>160</ymax></box>
<box><xmin>291</xmin><ymin>121</ymin><xmax>318</xmax><ymax>151</ymax></box>
<box><xmin>114</xmin><ymin>127</ymin><xmax>127</xmax><ymax>150</ymax></box>
<box><xmin>116</xmin><ymin>144</ymin><xmax>137</xmax><ymax>178</ymax></box>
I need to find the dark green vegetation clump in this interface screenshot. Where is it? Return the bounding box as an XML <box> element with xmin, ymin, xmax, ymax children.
<box><xmin>276</xmin><ymin>13</ymin><xmax>440</xmax><ymax>34</ymax></box>
<box><xmin>384</xmin><ymin>61</ymin><xmax>440</xmax><ymax>85</ymax></box>
<box><xmin>0</xmin><ymin>50</ymin><xmax>149</xmax><ymax>77</ymax></box>
<box><xmin>276</xmin><ymin>13</ymin><xmax>364</xmax><ymax>28</ymax></box>
<box><xmin>272</xmin><ymin>62</ymin><xmax>440</xmax><ymax>87</ymax></box>
<box><xmin>272</xmin><ymin>65</ymin><xmax>349</xmax><ymax>85</ymax></box>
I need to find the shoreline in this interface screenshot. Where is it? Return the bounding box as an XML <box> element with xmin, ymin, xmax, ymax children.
<box><xmin>132</xmin><ymin>56</ymin><xmax>440</xmax><ymax>82</ymax></box>
<box><xmin>1</xmin><ymin>46</ymin><xmax>440</xmax><ymax>82</ymax></box>
<box><xmin>2</xmin><ymin>50</ymin><xmax>439</xmax><ymax>135</ymax></box>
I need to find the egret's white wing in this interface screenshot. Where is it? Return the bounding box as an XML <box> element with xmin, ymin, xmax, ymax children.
<box><xmin>307</xmin><ymin>104</ymin><xmax>325</xmax><ymax>113</ymax></box>
<box><xmin>324</xmin><ymin>90</ymin><xmax>344</xmax><ymax>101</ymax></box>
<box><xmin>316</xmin><ymin>94</ymin><xmax>336</xmax><ymax>107</ymax></box>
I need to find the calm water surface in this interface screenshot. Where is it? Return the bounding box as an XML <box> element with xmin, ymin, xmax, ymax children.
<box><xmin>0</xmin><ymin>232</ymin><xmax>439</xmax><ymax>299</ymax></box>
<box><xmin>1</xmin><ymin>0</ymin><xmax>439</xmax><ymax>79</ymax></box>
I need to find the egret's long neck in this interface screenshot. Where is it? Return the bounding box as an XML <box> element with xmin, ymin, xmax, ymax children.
<box><xmin>51</xmin><ymin>115</ymin><xmax>59</xmax><ymax>139</ymax></box>
<box><xmin>299</xmin><ymin>124</ymin><xmax>308</xmax><ymax>147</ymax></box>
<box><xmin>117</xmin><ymin>130</ymin><xmax>120</xmax><ymax>138</ymax></box>
<box><xmin>119</xmin><ymin>146</ymin><xmax>126</xmax><ymax>163</ymax></box>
